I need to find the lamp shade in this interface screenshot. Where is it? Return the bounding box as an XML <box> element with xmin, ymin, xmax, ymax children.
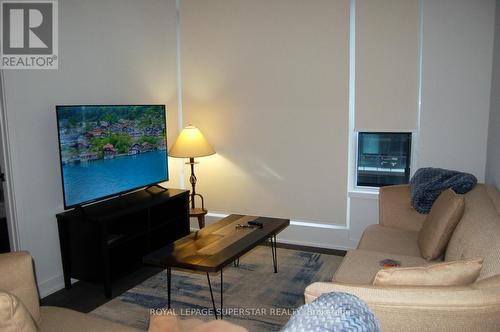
<box><xmin>169</xmin><ymin>125</ymin><xmax>215</xmax><ymax>158</ymax></box>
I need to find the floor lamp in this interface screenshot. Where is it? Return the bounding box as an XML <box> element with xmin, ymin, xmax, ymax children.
<box><xmin>169</xmin><ymin>125</ymin><xmax>215</xmax><ymax>228</ymax></box>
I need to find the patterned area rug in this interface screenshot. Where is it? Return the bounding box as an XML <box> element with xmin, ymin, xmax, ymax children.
<box><xmin>91</xmin><ymin>246</ymin><xmax>343</xmax><ymax>331</ymax></box>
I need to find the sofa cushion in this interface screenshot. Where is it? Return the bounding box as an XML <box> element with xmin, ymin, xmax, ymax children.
<box><xmin>418</xmin><ymin>189</ymin><xmax>465</xmax><ymax>260</ymax></box>
<box><xmin>446</xmin><ymin>185</ymin><xmax>500</xmax><ymax>280</ymax></box>
<box><xmin>486</xmin><ymin>184</ymin><xmax>500</xmax><ymax>222</ymax></box>
<box><xmin>474</xmin><ymin>274</ymin><xmax>500</xmax><ymax>289</ymax></box>
<box><xmin>373</xmin><ymin>257</ymin><xmax>483</xmax><ymax>286</ymax></box>
<box><xmin>39</xmin><ymin>306</ymin><xmax>140</xmax><ymax>332</ymax></box>
<box><xmin>0</xmin><ymin>291</ymin><xmax>38</xmax><ymax>332</ymax></box>
<box><xmin>332</xmin><ymin>249</ymin><xmax>429</xmax><ymax>284</ymax></box>
<box><xmin>357</xmin><ymin>224</ymin><xmax>421</xmax><ymax>257</ymax></box>
<box><xmin>378</xmin><ymin>184</ymin><xmax>427</xmax><ymax>232</ymax></box>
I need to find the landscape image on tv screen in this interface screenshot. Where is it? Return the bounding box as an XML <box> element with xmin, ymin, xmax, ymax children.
<box><xmin>56</xmin><ymin>105</ymin><xmax>168</xmax><ymax>208</ymax></box>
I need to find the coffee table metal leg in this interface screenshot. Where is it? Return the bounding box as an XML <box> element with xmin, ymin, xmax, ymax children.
<box><xmin>167</xmin><ymin>267</ymin><xmax>171</xmax><ymax>309</ymax></box>
<box><xmin>206</xmin><ymin>273</ymin><xmax>218</xmax><ymax>319</ymax></box>
<box><xmin>271</xmin><ymin>235</ymin><xmax>278</xmax><ymax>273</ymax></box>
<box><xmin>220</xmin><ymin>269</ymin><xmax>224</xmax><ymax>320</ymax></box>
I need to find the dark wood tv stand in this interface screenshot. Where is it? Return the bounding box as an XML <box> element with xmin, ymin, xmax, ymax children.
<box><xmin>56</xmin><ymin>187</ymin><xmax>190</xmax><ymax>298</ymax></box>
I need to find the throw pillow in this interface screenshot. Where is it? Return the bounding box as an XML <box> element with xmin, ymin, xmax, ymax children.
<box><xmin>418</xmin><ymin>188</ymin><xmax>465</xmax><ymax>260</ymax></box>
<box><xmin>148</xmin><ymin>312</ymin><xmax>248</xmax><ymax>332</ymax></box>
<box><xmin>373</xmin><ymin>257</ymin><xmax>483</xmax><ymax>286</ymax></box>
<box><xmin>0</xmin><ymin>291</ymin><xmax>38</xmax><ymax>332</ymax></box>
<box><xmin>282</xmin><ymin>292</ymin><xmax>381</xmax><ymax>332</ymax></box>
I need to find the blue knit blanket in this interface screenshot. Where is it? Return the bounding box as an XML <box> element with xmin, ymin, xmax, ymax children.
<box><xmin>282</xmin><ymin>292</ymin><xmax>380</xmax><ymax>332</ymax></box>
<box><xmin>410</xmin><ymin>168</ymin><xmax>477</xmax><ymax>214</ymax></box>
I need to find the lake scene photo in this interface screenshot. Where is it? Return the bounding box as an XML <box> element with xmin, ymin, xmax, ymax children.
<box><xmin>57</xmin><ymin>105</ymin><xmax>168</xmax><ymax>207</ymax></box>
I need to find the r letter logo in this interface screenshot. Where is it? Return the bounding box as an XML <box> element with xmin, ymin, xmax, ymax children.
<box><xmin>1</xmin><ymin>0</ymin><xmax>58</xmax><ymax>69</ymax></box>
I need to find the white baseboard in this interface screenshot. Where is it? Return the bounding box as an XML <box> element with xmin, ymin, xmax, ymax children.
<box><xmin>191</xmin><ymin>212</ymin><xmax>358</xmax><ymax>251</ymax></box>
<box><xmin>39</xmin><ymin>275</ymin><xmax>78</xmax><ymax>299</ymax></box>
<box><xmin>38</xmin><ymin>274</ymin><xmax>64</xmax><ymax>298</ymax></box>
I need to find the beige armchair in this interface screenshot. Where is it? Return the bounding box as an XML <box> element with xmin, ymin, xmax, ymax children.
<box><xmin>0</xmin><ymin>251</ymin><xmax>140</xmax><ymax>331</ymax></box>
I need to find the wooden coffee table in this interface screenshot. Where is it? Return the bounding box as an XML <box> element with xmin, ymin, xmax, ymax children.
<box><xmin>143</xmin><ymin>214</ymin><xmax>290</xmax><ymax>319</ymax></box>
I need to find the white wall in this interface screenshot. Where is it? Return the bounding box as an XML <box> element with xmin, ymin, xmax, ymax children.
<box><xmin>417</xmin><ymin>0</ymin><xmax>495</xmax><ymax>181</ymax></box>
<box><xmin>1</xmin><ymin>0</ymin><xmax>180</xmax><ymax>297</ymax></box>
<box><xmin>1</xmin><ymin>0</ymin><xmax>497</xmax><ymax>298</ymax></box>
<box><xmin>486</xmin><ymin>0</ymin><xmax>500</xmax><ymax>189</ymax></box>
<box><xmin>348</xmin><ymin>194</ymin><xmax>379</xmax><ymax>242</ymax></box>
<box><xmin>347</xmin><ymin>0</ymin><xmax>496</xmax><ymax>243</ymax></box>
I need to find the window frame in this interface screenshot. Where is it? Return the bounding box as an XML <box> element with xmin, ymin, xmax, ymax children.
<box><xmin>354</xmin><ymin>131</ymin><xmax>413</xmax><ymax>190</ymax></box>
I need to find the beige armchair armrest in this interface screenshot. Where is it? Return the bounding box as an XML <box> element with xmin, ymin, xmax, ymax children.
<box><xmin>379</xmin><ymin>184</ymin><xmax>426</xmax><ymax>232</ymax></box>
<box><xmin>0</xmin><ymin>251</ymin><xmax>40</xmax><ymax>324</ymax></box>
<box><xmin>305</xmin><ymin>282</ymin><xmax>500</xmax><ymax>332</ymax></box>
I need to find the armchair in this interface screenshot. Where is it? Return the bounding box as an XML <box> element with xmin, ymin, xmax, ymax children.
<box><xmin>0</xmin><ymin>251</ymin><xmax>140</xmax><ymax>331</ymax></box>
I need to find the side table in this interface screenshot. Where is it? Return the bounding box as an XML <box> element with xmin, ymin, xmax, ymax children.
<box><xmin>190</xmin><ymin>193</ymin><xmax>208</xmax><ymax>228</ymax></box>
<box><xmin>190</xmin><ymin>207</ymin><xmax>208</xmax><ymax>228</ymax></box>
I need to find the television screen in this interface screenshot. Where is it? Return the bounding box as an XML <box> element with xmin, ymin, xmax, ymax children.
<box><xmin>56</xmin><ymin>105</ymin><xmax>168</xmax><ymax>208</ymax></box>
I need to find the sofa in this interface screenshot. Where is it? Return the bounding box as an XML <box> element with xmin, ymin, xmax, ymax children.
<box><xmin>0</xmin><ymin>251</ymin><xmax>141</xmax><ymax>331</ymax></box>
<box><xmin>305</xmin><ymin>184</ymin><xmax>500</xmax><ymax>331</ymax></box>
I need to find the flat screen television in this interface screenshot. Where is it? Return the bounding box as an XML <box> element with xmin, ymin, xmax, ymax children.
<box><xmin>56</xmin><ymin>105</ymin><xmax>168</xmax><ymax>209</ymax></box>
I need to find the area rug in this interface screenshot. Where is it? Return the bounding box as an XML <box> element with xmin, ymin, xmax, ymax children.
<box><xmin>91</xmin><ymin>246</ymin><xmax>344</xmax><ymax>331</ymax></box>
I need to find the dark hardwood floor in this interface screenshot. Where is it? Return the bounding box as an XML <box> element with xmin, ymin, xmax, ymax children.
<box><xmin>41</xmin><ymin>266</ymin><xmax>164</xmax><ymax>313</ymax></box>
<box><xmin>0</xmin><ymin>217</ymin><xmax>10</xmax><ymax>254</ymax></box>
<box><xmin>41</xmin><ymin>243</ymin><xmax>346</xmax><ymax>313</ymax></box>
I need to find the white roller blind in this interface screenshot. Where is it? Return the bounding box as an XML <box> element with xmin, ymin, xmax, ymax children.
<box><xmin>180</xmin><ymin>0</ymin><xmax>350</xmax><ymax>224</ymax></box>
<box><xmin>355</xmin><ymin>0</ymin><xmax>420</xmax><ymax>131</ymax></box>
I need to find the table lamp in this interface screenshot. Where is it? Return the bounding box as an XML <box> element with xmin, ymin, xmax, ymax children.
<box><xmin>169</xmin><ymin>125</ymin><xmax>215</xmax><ymax>228</ymax></box>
